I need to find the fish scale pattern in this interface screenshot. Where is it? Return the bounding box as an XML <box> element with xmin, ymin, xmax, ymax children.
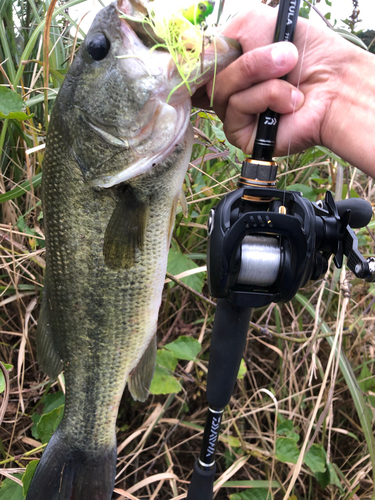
<box><xmin>42</xmin><ymin>119</ymin><xmax>191</xmax><ymax>454</ymax></box>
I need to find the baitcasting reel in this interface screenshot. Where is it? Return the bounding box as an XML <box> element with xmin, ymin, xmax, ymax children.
<box><xmin>207</xmin><ymin>160</ymin><xmax>375</xmax><ymax>307</ymax></box>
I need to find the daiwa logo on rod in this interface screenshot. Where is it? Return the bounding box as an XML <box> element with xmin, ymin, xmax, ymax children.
<box><xmin>206</xmin><ymin>416</ymin><xmax>221</xmax><ymax>457</ymax></box>
<box><xmin>287</xmin><ymin>0</ymin><xmax>297</xmax><ymax>25</ymax></box>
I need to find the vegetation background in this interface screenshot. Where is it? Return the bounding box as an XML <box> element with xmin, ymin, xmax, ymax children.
<box><xmin>0</xmin><ymin>0</ymin><xmax>375</xmax><ymax>499</ymax></box>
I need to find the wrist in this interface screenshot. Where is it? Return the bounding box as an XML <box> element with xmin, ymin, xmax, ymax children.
<box><xmin>321</xmin><ymin>40</ymin><xmax>375</xmax><ymax>177</ymax></box>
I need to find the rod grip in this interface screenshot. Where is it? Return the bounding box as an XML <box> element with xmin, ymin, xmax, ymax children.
<box><xmin>206</xmin><ymin>299</ymin><xmax>252</xmax><ymax>409</ymax></box>
<box><xmin>252</xmin><ymin>0</ymin><xmax>302</xmax><ymax>161</ymax></box>
<box><xmin>186</xmin><ymin>460</ymin><xmax>216</xmax><ymax>500</ymax></box>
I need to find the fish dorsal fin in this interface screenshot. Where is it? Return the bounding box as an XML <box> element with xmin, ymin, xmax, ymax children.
<box><xmin>128</xmin><ymin>335</ymin><xmax>157</xmax><ymax>402</ymax></box>
<box><xmin>103</xmin><ymin>187</ymin><xmax>150</xmax><ymax>270</ymax></box>
<box><xmin>36</xmin><ymin>277</ymin><xmax>63</xmax><ymax>379</ymax></box>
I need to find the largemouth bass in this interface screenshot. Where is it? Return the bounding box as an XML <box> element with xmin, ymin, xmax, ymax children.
<box><xmin>26</xmin><ymin>2</ymin><xmax>240</xmax><ymax>499</ymax></box>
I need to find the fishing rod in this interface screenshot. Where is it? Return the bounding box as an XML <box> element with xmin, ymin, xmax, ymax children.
<box><xmin>185</xmin><ymin>1</ymin><xmax>375</xmax><ymax>498</ymax></box>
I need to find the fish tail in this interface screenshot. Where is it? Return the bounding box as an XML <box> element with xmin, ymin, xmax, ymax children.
<box><xmin>26</xmin><ymin>429</ymin><xmax>116</xmax><ymax>500</ymax></box>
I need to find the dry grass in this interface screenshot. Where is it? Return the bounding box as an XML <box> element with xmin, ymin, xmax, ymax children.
<box><xmin>1</xmin><ymin>170</ymin><xmax>375</xmax><ymax>500</ymax></box>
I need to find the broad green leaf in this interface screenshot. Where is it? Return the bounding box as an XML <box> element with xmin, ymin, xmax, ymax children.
<box><xmin>315</xmin><ymin>460</ymin><xmax>343</xmax><ymax>491</ymax></box>
<box><xmin>304</xmin><ymin>444</ymin><xmax>326</xmax><ymax>473</ymax></box>
<box><xmin>228</xmin><ymin>143</ymin><xmax>245</xmax><ymax>164</ymax></box>
<box><xmin>167</xmin><ymin>248</ymin><xmax>205</xmax><ymax>293</ymax></box>
<box><xmin>0</xmin><ymin>87</ymin><xmax>23</xmax><ymax>115</ymax></box>
<box><xmin>237</xmin><ymin>359</ymin><xmax>247</xmax><ymax>379</ymax></box>
<box><xmin>22</xmin><ymin>460</ymin><xmax>39</xmax><ymax>497</ymax></box>
<box><xmin>31</xmin><ymin>391</ymin><xmax>65</xmax><ymax>439</ymax></box>
<box><xmin>309</xmin><ymin>175</ymin><xmax>328</xmax><ymax>185</ymax></box>
<box><xmin>0</xmin><ymin>364</ymin><xmax>13</xmax><ymax>394</ymax></box>
<box><xmin>165</xmin><ymin>336</ymin><xmax>201</xmax><ymax>361</ymax></box>
<box><xmin>211</xmin><ymin>124</ymin><xmax>226</xmax><ymax>142</ymax></box>
<box><xmin>156</xmin><ymin>349</ymin><xmax>178</xmax><ymax>372</ymax></box>
<box><xmin>41</xmin><ymin>391</ymin><xmax>65</xmax><ymax>415</ymax></box>
<box><xmin>275</xmin><ymin>437</ymin><xmax>300</xmax><ymax>464</ymax></box>
<box><xmin>150</xmin><ymin>366</ymin><xmax>182</xmax><ymax>395</ymax></box>
<box><xmin>36</xmin><ymin>405</ymin><xmax>64</xmax><ymax>444</ymax></box>
<box><xmin>230</xmin><ymin>488</ymin><xmax>272</xmax><ymax>500</ymax></box>
<box><xmin>276</xmin><ymin>421</ymin><xmax>299</xmax><ymax>443</ymax></box>
<box><xmin>0</xmin><ymin>474</ymin><xmax>24</xmax><ymax>500</ymax></box>
<box><xmin>299</xmin><ymin>6</ymin><xmax>310</xmax><ymax>19</ymax></box>
<box><xmin>286</xmin><ymin>184</ymin><xmax>317</xmax><ymax>201</ymax></box>
<box><xmin>341</xmin><ymin>185</ymin><xmax>360</xmax><ymax>199</ymax></box>
<box><xmin>31</xmin><ymin>413</ymin><xmax>41</xmax><ymax>439</ymax></box>
<box><xmin>0</xmin><ymin>87</ymin><xmax>32</xmax><ymax>121</ymax></box>
<box><xmin>0</xmin><ymin>111</ymin><xmax>32</xmax><ymax>121</ymax></box>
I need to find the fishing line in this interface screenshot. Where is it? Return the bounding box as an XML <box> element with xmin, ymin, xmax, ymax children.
<box><xmin>283</xmin><ymin>0</ymin><xmax>315</xmax><ymax>205</ymax></box>
<box><xmin>209</xmin><ymin>35</ymin><xmax>218</xmax><ymax>107</ymax></box>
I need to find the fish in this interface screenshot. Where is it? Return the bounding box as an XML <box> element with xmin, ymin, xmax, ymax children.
<box><xmin>25</xmin><ymin>2</ymin><xmax>240</xmax><ymax>499</ymax></box>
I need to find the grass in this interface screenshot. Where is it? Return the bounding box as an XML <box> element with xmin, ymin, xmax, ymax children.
<box><xmin>1</xmin><ymin>1</ymin><xmax>375</xmax><ymax>499</ymax></box>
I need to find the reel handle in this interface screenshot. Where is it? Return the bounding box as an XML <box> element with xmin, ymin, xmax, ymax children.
<box><xmin>332</xmin><ymin>198</ymin><xmax>372</xmax><ymax>228</ymax></box>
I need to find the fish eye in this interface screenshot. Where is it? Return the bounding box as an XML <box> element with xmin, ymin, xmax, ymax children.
<box><xmin>87</xmin><ymin>33</ymin><xmax>111</xmax><ymax>61</ymax></box>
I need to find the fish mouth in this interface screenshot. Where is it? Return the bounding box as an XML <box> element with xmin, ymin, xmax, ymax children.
<box><xmin>88</xmin><ymin>8</ymin><xmax>241</xmax><ymax>189</ymax></box>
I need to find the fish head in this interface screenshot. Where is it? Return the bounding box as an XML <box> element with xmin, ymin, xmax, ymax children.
<box><xmin>57</xmin><ymin>1</ymin><xmax>241</xmax><ymax>188</ymax></box>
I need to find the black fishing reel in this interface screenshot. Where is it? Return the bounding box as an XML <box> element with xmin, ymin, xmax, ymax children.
<box><xmin>207</xmin><ymin>185</ymin><xmax>374</xmax><ymax>308</ymax></box>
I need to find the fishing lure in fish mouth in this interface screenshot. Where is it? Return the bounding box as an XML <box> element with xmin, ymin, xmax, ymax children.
<box><xmin>117</xmin><ymin>0</ymin><xmax>220</xmax><ymax>102</ymax></box>
<box><xmin>182</xmin><ymin>1</ymin><xmax>215</xmax><ymax>26</ymax></box>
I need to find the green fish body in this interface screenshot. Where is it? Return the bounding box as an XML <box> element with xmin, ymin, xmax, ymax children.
<box><xmin>26</xmin><ymin>2</ymin><xmax>240</xmax><ymax>499</ymax></box>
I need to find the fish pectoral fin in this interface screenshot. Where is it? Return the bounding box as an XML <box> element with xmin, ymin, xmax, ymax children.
<box><xmin>128</xmin><ymin>335</ymin><xmax>157</xmax><ymax>402</ymax></box>
<box><xmin>103</xmin><ymin>187</ymin><xmax>150</xmax><ymax>270</ymax></box>
<box><xmin>36</xmin><ymin>278</ymin><xmax>63</xmax><ymax>379</ymax></box>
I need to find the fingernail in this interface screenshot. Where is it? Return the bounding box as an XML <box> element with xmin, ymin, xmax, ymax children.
<box><xmin>291</xmin><ymin>89</ymin><xmax>304</xmax><ymax>109</ymax></box>
<box><xmin>271</xmin><ymin>43</ymin><xmax>291</xmax><ymax>67</ymax></box>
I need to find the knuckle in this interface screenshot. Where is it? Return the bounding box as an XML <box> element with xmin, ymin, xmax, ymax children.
<box><xmin>267</xmin><ymin>80</ymin><xmax>280</xmax><ymax>103</ymax></box>
<box><xmin>263</xmin><ymin>80</ymin><xmax>283</xmax><ymax>108</ymax></box>
<box><xmin>227</xmin><ymin>92</ymin><xmax>241</xmax><ymax>110</ymax></box>
<box><xmin>241</xmin><ymin>51</ymin><xmax>257</xmax><ymax>79</ymax></box>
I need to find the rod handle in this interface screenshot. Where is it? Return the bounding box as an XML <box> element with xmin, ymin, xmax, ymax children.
<box><xmin>206</xmin><ymin>299</ymin><xmax>252</xmax><ymax>409</ymax></box>
<box><xmin>186</xmin><ymin>460</ymin><xmax>216</xmax><ymax>500</ymax></box>
<box><xmin>252</xmin><ymin>0</ymin><xmax>302</xmax><ymax>161</ymax></box>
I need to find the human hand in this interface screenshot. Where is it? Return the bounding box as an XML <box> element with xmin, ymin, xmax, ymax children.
<box><xmin>194</xmin><ymin>4</ymin><xmax>375</xmax><ymax>177</ymax></box>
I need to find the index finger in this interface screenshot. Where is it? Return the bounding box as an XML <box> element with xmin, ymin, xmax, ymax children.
<box><xmin>210</xmin><ymin>42</ymin><xmax>299</xmax><ymax>121</ymax></box>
